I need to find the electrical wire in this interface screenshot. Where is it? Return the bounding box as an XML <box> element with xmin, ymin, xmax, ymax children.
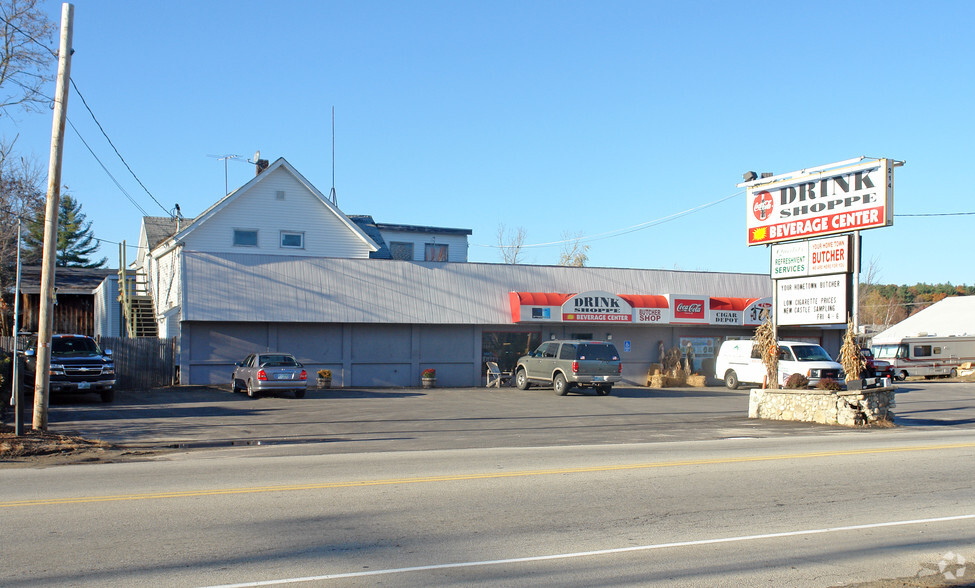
<box><xmin>472</xmin><ymin>190</ymin><xmax>744</xmax><ymax>250</ymax></box>
<box><xmin>68</xmin><ymin>78</ymin><xmax>170</xmax><ymax>216</ymax></box>
<box><xmin>66</xmin><ymin>117</ymin><xmax>150</xmax><ymax>216</ymax></box>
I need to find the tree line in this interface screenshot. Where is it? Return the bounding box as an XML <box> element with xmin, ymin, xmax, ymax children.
<box><xmin>859</xmin><ymin>282</ymin><xmax>974</xmax><ymax>329</ymax></box>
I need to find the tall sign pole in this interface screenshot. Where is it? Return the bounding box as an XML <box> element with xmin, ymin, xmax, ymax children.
<box><xmin>33</xmin><ymin>3</ymin><xmax>74</xmax><ymax>430</ymax></box>
<box><xmin>13</xmin><ymin>218</ymin><xmax>24</xmax><ymax>435</ymax></box>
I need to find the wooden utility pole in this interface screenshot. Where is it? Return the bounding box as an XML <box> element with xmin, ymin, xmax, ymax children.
<box><xmin>33</xmin><ymin>3</ymin><xmax>74</xmax><ymax>430</ymax></box>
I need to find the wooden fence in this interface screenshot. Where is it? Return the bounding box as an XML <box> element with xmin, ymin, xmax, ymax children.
<box><xmin>1</xmin><ymin>335</ymin><xmax>177</xmax><ymax>390</ymax></box>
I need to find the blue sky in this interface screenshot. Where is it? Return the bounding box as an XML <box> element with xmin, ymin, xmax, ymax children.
<box><xmin>6</xmin><ymin>0</ymin><xmax>972</xmax><ymax>285</ymax></box>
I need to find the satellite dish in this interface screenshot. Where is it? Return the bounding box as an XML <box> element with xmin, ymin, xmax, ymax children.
<box><xmin>254</xmin><ymin>150</ymin><xmax>261</xmax><ymax>163</ymax></box>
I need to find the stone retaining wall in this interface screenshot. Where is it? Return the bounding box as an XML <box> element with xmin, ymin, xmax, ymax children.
<box><xmin>748</xmin><ymin>386</ymin><xmax>896</xmax><ymax>426</ymax></box>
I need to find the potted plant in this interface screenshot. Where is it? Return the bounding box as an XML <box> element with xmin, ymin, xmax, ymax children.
<box><xmin>317</xmin><ymin>369</ymin><xmax>332</xmax><ymax>389</ymax></box>
<box><xmin>421</xmin><ymin>368</ymin><xmax>436</xmax><ymax>388</ymax></box>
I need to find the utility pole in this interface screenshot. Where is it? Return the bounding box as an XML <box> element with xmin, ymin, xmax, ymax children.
<box><xmin>13</xmin><ymin>218</ymin><xmax>24</xmax><ymax>435</ymax></box>
<box><xmin>33</xmin><ymin>3</ymin><xmax>74</xmax><ymax>430</ymax></box>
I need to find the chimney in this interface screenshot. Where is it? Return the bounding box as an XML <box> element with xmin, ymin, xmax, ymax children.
<box><xmin>256</xmin><ymin>159</ymin><xmax>269</xmax><ymax>175</ymax></box>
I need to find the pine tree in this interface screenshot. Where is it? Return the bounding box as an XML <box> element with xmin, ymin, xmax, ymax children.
<box><xmin>23</xmin><ymin>194</ymin><xmax>107</xmax><ymax>268</ymax></box>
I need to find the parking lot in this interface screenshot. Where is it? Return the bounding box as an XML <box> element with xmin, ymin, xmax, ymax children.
<box><xmin>24</xmin><ymin>380</ymin><xmax>975</xmax><ymax>456</ymax></box>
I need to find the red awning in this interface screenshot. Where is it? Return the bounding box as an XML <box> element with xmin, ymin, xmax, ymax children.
<box><xmin>709</xmin><ymin>296</ymin><xmax>762</xmax><ymax>311</ymax></box>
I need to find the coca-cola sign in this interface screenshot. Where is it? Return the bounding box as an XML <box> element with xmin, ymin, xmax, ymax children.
<box><xmin>673</xmin><ymin>297</ymin><xmax>707</xmax><ymax>321</ymax></box>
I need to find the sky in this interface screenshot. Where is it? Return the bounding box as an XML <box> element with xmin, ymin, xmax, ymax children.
<box><xmin>4</xmin><ymin>0</ymin><xmax>973</xmax><ymax>286</ymax></box>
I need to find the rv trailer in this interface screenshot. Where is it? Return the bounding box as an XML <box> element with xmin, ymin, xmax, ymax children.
<box><xmin>871</xmin><ymin>335</ymin><xmax>975</xmax><ymax>380</ymax></box>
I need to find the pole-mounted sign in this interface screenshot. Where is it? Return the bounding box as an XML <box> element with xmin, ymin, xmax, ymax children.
<box><xmin>742</xmin><ymin>158</ymin><xmax>893</xmax><ymax>246</ymax></box>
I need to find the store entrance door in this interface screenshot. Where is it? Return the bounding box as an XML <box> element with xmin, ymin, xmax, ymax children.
<box><xmin>482</xmin><ymin>331</ymin><xmax>542</xmax><ymax>375</ymax></box>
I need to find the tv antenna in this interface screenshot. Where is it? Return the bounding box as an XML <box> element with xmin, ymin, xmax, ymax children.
<box><xmin>207</xmin><ymin>153</ymin><xmax>245</xmax><ymax>195</ymax></box>
<box><xmin>328</xmin><ymin>106</ymin><xmax>337</xmax><ymax>206</ymax></box>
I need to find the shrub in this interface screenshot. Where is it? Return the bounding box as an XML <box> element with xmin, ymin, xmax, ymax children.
<box><xmin>785</xmin><ymin>373</ymin><xmax>809</xmax><ymax>389</ymax></box>
<box><xmin>422</xmin><ymin>368</ymin><xmax>436</xmax><ymax>379</ymax></box>
<box><xmin>317</xmin><ymin>369</ymin><xmax>331</xmax><ymax>379</ymax></box>
<box><xmin>816</xmin><ymin>377</ymin><xmax>842</xmax><ymax>391</ymax></box>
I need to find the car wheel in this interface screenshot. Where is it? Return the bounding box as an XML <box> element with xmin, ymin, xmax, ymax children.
<box><xmin>516</xmin><ymin>368</ymin><xmax>530</xmax><ymax>390</ymax></box>
<box><xmin>554</xmin><ymin>373</ymin><xmax>568</xmax><ymax>396</ymax></box>
<box><xmin>724</xmin><ymin>370</ymin><xmax>739</xmax><ymax>390</ymax></box>
<box><xmin>897</xmin><ymin>370</ymin><xmax>908</xmax><ymax>381</ymax></box>
<box><xmin>231</xmin><ymin>376</ymin><xmax>239</xmax><ymax>393</ymax></box>
<box><xmin>597</xmin><ymin>385</ymin><xmax>611</xmax><ymax>396</ymax></box>
<box><xmin>246</xmin><ymin>380</ymin><xmax>258</xmax><ymax>398</ymax></box>
<box><xmin>100</xmin><ymin>389</ymin><xmax>114</xmax><ymax>403</ymax></box>
<box><xmin>294</xmin><ymin>390</ymin><xmax>306</xmax><ymax>399</ymax></box>
<box><xmin>950</xmin><ymin>368</ymin><xmax>958</xmax><ymax>378</ymax></box>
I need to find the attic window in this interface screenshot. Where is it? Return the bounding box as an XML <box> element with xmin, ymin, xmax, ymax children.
<box><xmin>425</xmin><ymin>243</ymin><xmax>448</xmax><ymax>262</ymax></box>
<box><xmin>276</xmin><ymin>190</ymin><xmax>286</xmax><ymax>200</ymax></box>
<box><xmin>233</xmin><ymin>229</ymin><xmax>258</xmax><ymax>247</ymax></box>
<box><xmin>281</xmin><ymin>231</ymin><xmax>304</xmax><ymax>249</ymax></box>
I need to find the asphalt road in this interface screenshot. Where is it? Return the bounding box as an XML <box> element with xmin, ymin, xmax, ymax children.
<box><xmin>2</xmin><ymin>381</ymin><xmax>974</xmax><ymax>587</ymax></box>
<box><xmin>22</xmin><ymin>380</ymin><xmax>975</xmax><ymax>452</ymax></box>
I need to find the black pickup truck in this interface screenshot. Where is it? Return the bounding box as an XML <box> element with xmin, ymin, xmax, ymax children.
<box><xmin>22</xmin><ymin>334</ymin><xmax>116</xmax><ymax>403</ymax></box>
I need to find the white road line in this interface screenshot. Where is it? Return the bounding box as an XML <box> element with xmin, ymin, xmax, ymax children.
<box><xmin>201</xmin><ymin>513</ymin><xmax>975</xmax><ymax>587</ymax></box>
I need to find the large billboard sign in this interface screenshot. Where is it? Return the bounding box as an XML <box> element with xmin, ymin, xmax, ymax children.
<box><xmin>745</xmin><ymin>158</ymin><xmax>893</xmax><ymax>246</ymax></box>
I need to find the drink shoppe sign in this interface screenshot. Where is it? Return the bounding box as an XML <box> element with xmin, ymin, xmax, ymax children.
<box><xmin>744</xmin><ymin>158</ymin><xmax>894</xmax><ymax>246</ymax></box>
<box><xmin>562</xmin><ymin>291</ymin><xmax>632</xmax><ymax>322</ymax></box>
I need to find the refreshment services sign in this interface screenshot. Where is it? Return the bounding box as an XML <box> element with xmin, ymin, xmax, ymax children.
<box><xmin>745</xmin><ymin>158</ymin><xmax>893</xmax><ymax>246</ymax></box>
<box><xmin>771</xmin><ymin>235</ymin><xmax>851</xmax><ymax>278</ymax></box>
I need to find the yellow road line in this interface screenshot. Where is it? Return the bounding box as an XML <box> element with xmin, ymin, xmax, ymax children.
<box><xmin>3</xmin><ymin>441</ymin><xmax>974</xmax><ymax>508</ymax></box>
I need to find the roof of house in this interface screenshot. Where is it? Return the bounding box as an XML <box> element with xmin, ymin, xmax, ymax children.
<box><xmin>142</xmin><ymin>216</ymin><xmax>183</xmax><ymax>250</ymax></box>
<box><xmin>181</xmin><ymin>251</ymin><xmax>771</xmax><ymax>324</ymax></box>
<box><xmin>871</xmin><ymin>296</ymin><xmax>975</xmax><ymax>342</ymax></box>
<box><xmin>148</xmin><ymin>158</ymin><xmax>378</xmax><ymax>254</ymax></box>
<box><xmin>17</xmin><ymin>266</ymin><xmax>115</xmax><ymax>295</ymax></box>
<box><xmin>347</xmin><ymin>215</ymin><xmax>392</xmax><ymax>259</ymax></box>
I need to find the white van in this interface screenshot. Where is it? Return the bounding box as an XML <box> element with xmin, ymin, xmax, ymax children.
<box><xmin>714</xmin><ymin>339</ymin><xmax>844</xmax><ymax>389</ymax></box>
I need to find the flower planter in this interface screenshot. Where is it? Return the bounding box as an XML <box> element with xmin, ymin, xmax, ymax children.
<box><xmin>317</xmin><ymin>377</ymin><xmax>331</xmax><ymax>389</ymax></box>
<box><xmin>422</xmin><ymin>377</ymin><xmax>436</xmax><ymax>389</ymax></box>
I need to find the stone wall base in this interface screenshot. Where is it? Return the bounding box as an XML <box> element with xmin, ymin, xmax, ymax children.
<box><xmin>748</xmin><ymin>387</ymin><xmax>896</xmax><ymax>426</ymax></box>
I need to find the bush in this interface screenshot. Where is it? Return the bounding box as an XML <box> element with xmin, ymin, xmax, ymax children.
<box><xmin>816</xmin><ymin>377</ymin><xmax>842</xmax><ymax>391</ymax></box>
<box><xmin>317</xmin><ymin>369</ymin><xmax>331</xmax><ymax>379</ymax></box>
<box><xmin>785</xmin><ymin>373</ymin><xmax>809</xmax><ymax>389</ymax></box>
<box><xmin>422</xmin><ymin>368</ymin><xmax>436</xmax><ymax>379</ymax></box>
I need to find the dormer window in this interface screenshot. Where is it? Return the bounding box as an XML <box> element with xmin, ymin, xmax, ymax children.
<box><xmin>281</xmin><ymin>231</ymin><xmax>304</xmax><ymax>249</ymax></box>
<box><xmin>425</xmin><ymin>243</ymin><xmax>448</xmax><ymax>262</ymax></box>
<box><xmin>233</xmin><ymin>228</ymin><xmax>258</xmax><ymax>247</ymax></box>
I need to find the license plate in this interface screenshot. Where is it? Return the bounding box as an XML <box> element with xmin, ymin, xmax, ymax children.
<box><xmin>275</xmin><ymin>373</ymin><xmax>291</xmax><ymax>380</ymax></box>
<box><xmin>593</xmin><ymin>376</ymin><xmax>606</xmax><ymax>382</ymax></box>
<box><xmin>78</xmin><ymin>381</ymin><xmax>90</xmax><ymax>389</ymax></box>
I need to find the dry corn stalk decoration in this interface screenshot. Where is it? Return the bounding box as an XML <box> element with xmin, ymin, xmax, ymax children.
<box><xmin>839</xmin><ymin>317</ymin><xmax>866</xmax><ymax>382</ymax></box>
<box><xmin>753</xmin><ymin>309</ymin><xmax>779</xmax><ymax>389</ymax></box>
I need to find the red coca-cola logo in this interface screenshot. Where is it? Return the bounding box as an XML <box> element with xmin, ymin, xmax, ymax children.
<box><xmin>674</xmin><ymin>299</ymin><xmax>705</xmax><ymax>319</ymax></box>
<box><xmin>752</xmin><ymin>191</ymin><xmax>773</xmax><ymax>221</ymax></box>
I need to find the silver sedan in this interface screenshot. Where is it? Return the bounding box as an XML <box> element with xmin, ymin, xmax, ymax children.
<box><xmin>231</xmin><ymin>353</ymin><xmax>309</xmax><ymax>398</ymax></box>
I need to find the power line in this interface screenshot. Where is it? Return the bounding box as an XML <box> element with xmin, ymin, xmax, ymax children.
<box><xmin>68</xmin><ymin>78</ymin><xmax>169</xmax><ymax>216</ymax></box>
<box><xmin>66</xmin><ymin>117</ymin><xmax>150</xmax><ymax>216</ymax></box>
<box><xmin>895</xmin><ymin>212</ymin><xmax>975</xmax><ymax>217</ymax></box>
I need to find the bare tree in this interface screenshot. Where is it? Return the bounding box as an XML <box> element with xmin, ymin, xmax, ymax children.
<box><xmin>0</xmin><ymin>0</ymin><xmax>56</xmax><ymax>117</ymax></box>
<box><xmin>497</xmin><ymin>223</ymin><xmax>527</xmax><ymax>264</ymax></box>
<box><xmin>0</xmin><ymin>138</ymin><xmax>45</xmax><ymax>334</ymax></box>
<box><xmin>557</xmin><ymin>231</ymin><xmax>589</xmax><ymax>267</ymax></box>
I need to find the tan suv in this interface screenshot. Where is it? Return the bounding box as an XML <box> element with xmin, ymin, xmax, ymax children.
<box><xmin>514</xmin><ymin>340</ymin><xmax>622</xmax><ymax>395</ymax></box>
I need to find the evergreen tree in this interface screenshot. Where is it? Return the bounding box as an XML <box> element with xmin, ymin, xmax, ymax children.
<box><xmin>23</xmin><ymin>194</ymin><xmax>107</xmax><ymax>268</ymax></box>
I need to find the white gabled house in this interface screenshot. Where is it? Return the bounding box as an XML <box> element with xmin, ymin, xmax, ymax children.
<box><xmin>127</xmin><ymin>158</ymin><xmax>382</xmax><ymax>338</ymax></box>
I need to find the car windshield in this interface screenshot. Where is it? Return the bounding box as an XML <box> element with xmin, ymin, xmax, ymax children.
<box><xmin>51</xmin><ymin>337</ymin><xmax>100</xmax><ymax>355</ymax></box>
<box><xmin>791</xmin><ymin>345</ymin><xmax>832</xmax><ymax>361</ymax></box>
<box><xmin>259</xmin><ymin>355</ymin><xmax>299</xmax><ymax>367</ymax></box>
<box><xmin>576</xmin><ymin>344</ymin><xmax>619</xmax><ymax>361</ymax></box>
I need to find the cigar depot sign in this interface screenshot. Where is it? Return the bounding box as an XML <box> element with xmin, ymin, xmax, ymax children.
<box><xmin>744</xmin><ymin>158</ymin><xmax>894</xmax><ymax>246</ymax></box>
